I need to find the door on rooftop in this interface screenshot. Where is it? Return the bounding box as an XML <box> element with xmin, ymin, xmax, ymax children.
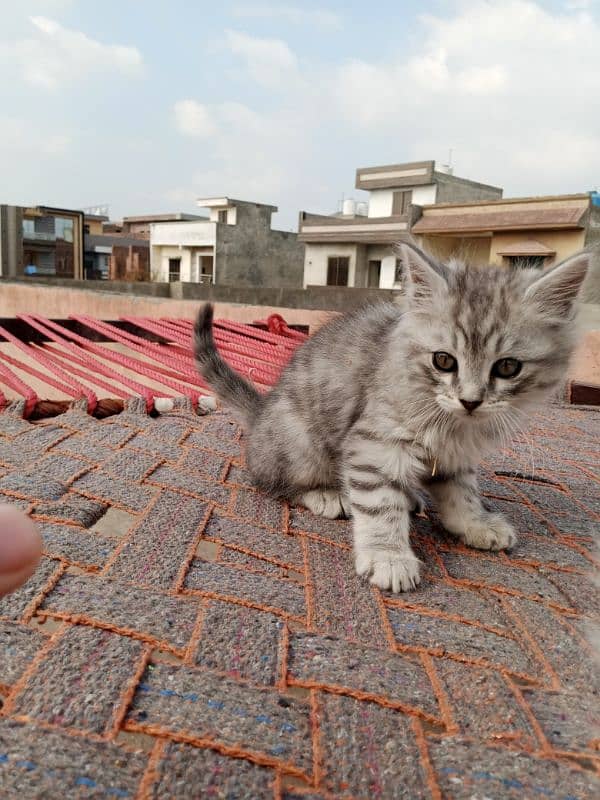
<box><xmin>367</xmin><ymin>260</ymin><xmax>381</xmax><ymax>288</ymax></box>
<box><xmin>327</xmin><ymin>256</ymin><xmax>349</xmax><ymax>286</ymax></box>
<box><xmin>198</xmin><ymin>254</ymin><xmax>214</xmax><ymax>284</ymax></box>
<box><xmin>168</xmin><ymin>257</ymin><xmax>181</xmax><ymax>282</ymax></box>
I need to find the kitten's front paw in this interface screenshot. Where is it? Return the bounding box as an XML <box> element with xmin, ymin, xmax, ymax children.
<box><xmin>460</xmin><ymin>513</ymin><xmax>517</xmax><ymax>551</ymax></box>
<box><xmin>355</xmin><ymin>547</ymin><xmax>421</xmax><ymax>593</ymax></box>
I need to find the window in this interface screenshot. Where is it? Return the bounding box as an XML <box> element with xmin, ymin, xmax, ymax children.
<box><xmin>22</xmin><ymin>219</ymin><xmax>35</xmax><ymax>237</ymax></box>
<box><xmin>327</xmin><ymin>256</ymin><xmax>349</xmax><ymax>286</ymax></box>
<box><xmin>55</xmin><ymin>217</ymin><xmax>74</xmax><ymax>242</ymax></box>
<box><xmin>394</xmin><ymin>257</ymin><xmax>404</xmax><ymax>283</ymax></box>
<box><xmin>392</xmin><ymin>191</ymin><xmax>411</xmax><ymax>216</ymax></box>
<box><xmin>218</xmin><ymin>209</ymin><xmax>228</xmax><ymax>223</ymax></box>
<box><xmin>505</xmin><ymin>255</ymin><xmax>546</xmax><ymax>270</ymax></box>
<box><xmin>198</xmin><ymin>254</ymin><xmax>214</xmax><ymax>284</ymax></box>
<box><xmin>168</xmin><ymin>258</ymin><xmax>181</xmax><ymax>282</ymax></box>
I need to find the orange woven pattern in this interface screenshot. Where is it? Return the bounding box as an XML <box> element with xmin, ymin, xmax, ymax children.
<box><xmin>0</xmin><ymin>398</ymin><xmax>598</xmax><ymax>799</ymax></box>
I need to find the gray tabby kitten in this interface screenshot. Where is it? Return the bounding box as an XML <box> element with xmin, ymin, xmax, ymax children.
<box><xmin>194</xmin><ymin>242</ymin><xmax>589</xmax><ymax>592</ymax></box>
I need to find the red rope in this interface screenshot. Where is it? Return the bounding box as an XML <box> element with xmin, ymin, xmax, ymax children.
<box><xmin>171</xmin><ymin>318</ymin><xmax>293</xmax><ymax>373</ymax></box>
<box><xmin>211</xmin><ymin>318</ymin><xmax>299</xmax><ymax>350</ymax></box>
<box><xmin>0</xmin><ymin>313</ymin><xmax>306</xmax><ymax>417</ymax></box>
<box><xmin>18</xmin><ymin>315</ymin><xmax>155</xmax><ymax>411</ymax></box>
<box><xmin>71</xmin><ymin>316</ymin><xmax>213</xmax><ymax>394</ymax></box>
<box><xmin>122</xmin><ymin>317</ymin><xmax>284</xmax><ymax>385</ymax></box>
<box><xmin>0</xmin><ymin>347</ymin><xmax>76</xmax><ymax>405</ymax></box>
<box><xmin>35</xmin><ymin>343</ymin><xmax>132</xmax><ymax>401</ymax></box>
<box><xmin>0</xmin><ymin>322</ymin><xmax>95</xmax><ymax>412</ymax></box>
<box><xmin>253</xmin><ymin>313</ymin><xmax>308</xmax><ymax>342</ymax></box>
<box><xmin>0</xmin><ymin>358</ymin><xmax>38</xmax><ymax>417</ymax></box>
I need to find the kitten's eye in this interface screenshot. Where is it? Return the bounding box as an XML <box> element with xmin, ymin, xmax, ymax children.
<box><xmin>432</xmin><ymin>351</ymin><xmax>458</xmax><ymax>372</ymax></box>
<box><xmin>491</xmin><ymin>358</ymin><xmax>522</xmax><ymax>379</ymax></box>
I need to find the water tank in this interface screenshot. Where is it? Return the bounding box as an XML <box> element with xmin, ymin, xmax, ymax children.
<box><xmin>437</xmin><ymin>164</ymin><xmax>454</xmax><ymax>175</ymax></box>
<box><xmin>356</xmin><ymin>202</ymin><xmax>368</xmax><ymax>216</ymax></box>
<box><xmin>342</xmin><ymin>198</ymin><xmax>356</xmax><ymax>216</ymax></box>
<box><xmin>591</xmin><ymin>191</ymin><xmax>600</xmax><ymax>207</ymax></box>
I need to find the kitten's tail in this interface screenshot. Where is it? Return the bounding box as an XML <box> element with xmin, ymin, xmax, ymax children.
<box><xmin>193</xmin><ymin>304</ymin><xmax>262</xmax><ymax>422</ymax></box>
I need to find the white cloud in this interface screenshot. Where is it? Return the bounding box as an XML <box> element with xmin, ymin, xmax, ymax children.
<box><xmin>332</xmin><ymin>1</ymin><xmax>600</xmax><ymax>191</ymax></box>
<box><xmin>0</xmin><ymin>15</ymin><xmax>143</xmax><ymax>89</ymax></box>
<box><xmin>231</xmin><ymin>3</ymin><xmax>341</xmax><ymax>30</ymax></box>
<box><xmin>0</xmin><ymin>116</ymin><xmax>71</xmax><ymax>156</ymax></box>
<box><xmin>173</xmin><ymin>1</ymin><xmax>600</xmax><ymax>226</ymax></box>
<box><xmin>565</xmin><ymin>0</ymin><xmax>592</xmax><ymax>9</ymax></box>
<box><xmin>224</xmin><ymin>29</ymin><xmax>299</xmax><ymax>88</ymax></box>
<box><xmin>174</xmin><ymin>100</ymin><xmax>218</xmax><ymax>138</ymax></box>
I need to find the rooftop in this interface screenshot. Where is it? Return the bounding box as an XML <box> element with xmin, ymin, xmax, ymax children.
<box><xmin>412</xmin><ymin>203</ymin><xmax>588</xmax><ymax>234</ymax></box>
<box><xmin>85</xmin><ymin>233</ymin><xmax>150</xmax><ymax>249</ymax></box>
<box><xmin>122</xmin><ymin>212</ymin><xmax>206</xmax><ymax>224</ymax></box>
<box><xmin>355</xmin><ymin>159</ymin><xmax>503</xmax><ymax>193</ymax></box>
<box><xmin>0</xmin><ymin>313</ymin><xmax>598</xmax><ymax>797</ymax></box>
<box><xmin>197</xmin><ymin>197</ymin><xmax>278</xmax><ymax>211</ymax></box>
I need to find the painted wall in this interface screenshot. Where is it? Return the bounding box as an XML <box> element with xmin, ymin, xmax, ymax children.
<box><xmin>361</xmin><ymin>244</ymin><xmax>397</xmax><ymax>289</ymax></box>
<box><xmin>412</xmin><ymin>185</ymin><xmax>437</xmax><ymax>206</ymax></box>
<box><xmin>367</xmin><ymin>190</ymin><xmax>394</xmax><ymax>218</ymax></box>
<box><xmin>379</xmin><ymin>256</ymin><xmax>399</xmax><ymax>289</ymax></box>
<box><xmin>489</xmin><ymin>230</ymin><xmax>585</xmax><ymax>266</ymax></box>
<box><xmin>208</xmin><ymin>206</ymin><xmax>237</xmax><ymax>224</ymax></box>
<box><xmin>152</xmin><ymin>245</ymin><xmax>192</xmax><ymax>282</ymax></box>
<box><xmin>150</xmin><ymin>221</ymin><xmax>217</xmax><ymax>282</ymax></box>
<box><xmin>150</xmin><ymin>221</ymin><xmax>216</xmax><ymax>247</ymax></box>
<box><xmin>303</xmin><ymin>243</ymin><xmax>359</xmax><ymax>287</ymax></box>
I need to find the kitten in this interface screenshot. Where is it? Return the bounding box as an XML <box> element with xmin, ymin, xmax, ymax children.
<box><xmin>194</xmin><ymin>242</ymin><xmax>589</xmax><ymax>592</ymax></box>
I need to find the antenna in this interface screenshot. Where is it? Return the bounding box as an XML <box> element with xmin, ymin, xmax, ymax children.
<box><xmin>439</xmin><ymin>148</ymin><xmax>454</xmax><ymax>176</ymax></box>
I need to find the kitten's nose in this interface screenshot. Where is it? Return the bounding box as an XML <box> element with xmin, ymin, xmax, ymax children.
<box><xmin>460</xmin><ymin>398</ymin><xmax>482</xmax><ymax>413</ymax></box>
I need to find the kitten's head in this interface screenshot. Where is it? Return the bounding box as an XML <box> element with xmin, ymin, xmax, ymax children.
<box><xmin>397</xmin><ymin>241</ymin><xmax>589</xmax><ymax>439</ymax></box>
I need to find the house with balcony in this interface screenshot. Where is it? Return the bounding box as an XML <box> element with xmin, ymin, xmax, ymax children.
<box><xmin>298</xmin><ymin>160</ymin><xmax>502</xmax><ymax>289</ymax></box>
<box><xmin>150</xmin><ymin>197</ymin><xmax>304</xmax><ymax>287</ymax></box>
<box><xmin>412</xmin><ymin>192</ymin><xmax>600</xmax><ymax>302</ymax></box>
<box><xmin>0</xmin><ymin>204</ymin><xmax>84</xmax><ymax>279</ymax></box>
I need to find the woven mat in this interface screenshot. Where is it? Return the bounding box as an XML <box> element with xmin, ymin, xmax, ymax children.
<box><xmin>0</xmin><ymin>399</ymin><xmax>598</xmax><ymax>799</ymax></box>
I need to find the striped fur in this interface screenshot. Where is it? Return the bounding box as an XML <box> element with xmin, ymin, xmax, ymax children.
<box><xmin>194</xmin><ymin>243</ymin><xmax>589</xmax><ymax>592</ymax></box>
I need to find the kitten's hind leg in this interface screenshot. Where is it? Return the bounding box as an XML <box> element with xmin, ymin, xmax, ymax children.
<box><xmin>427</xmin><ymin>470</ymin><xmax>516</xmax><ymax>550</ymax></box>
<box><xmin>300</xmin><ymin>489</ymin><xmax>350</xmax><ymax>519</ymax></box>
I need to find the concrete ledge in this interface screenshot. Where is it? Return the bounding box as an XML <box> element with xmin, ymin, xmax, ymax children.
<box><xmin>0</xmin><ymin>276</ymin><xmax>171</xmax><ymax>297</ymax></box>
<box><xmin>172</xmin><ymin>282</ymin><xmax>400</xmax><ymax>311</ymax></box>
<box><xmin>0</xmin><ymin>277</ymin><xmax>401</xmax><ymax>313</ymax></box>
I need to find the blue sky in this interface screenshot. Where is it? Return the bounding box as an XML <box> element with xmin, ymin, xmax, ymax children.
<box><xmin>0</xmin><ymin>0</ymin><xmax>599</xmax><ymax>229</ymax></box>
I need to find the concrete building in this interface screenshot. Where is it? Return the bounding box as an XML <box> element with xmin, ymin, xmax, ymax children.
<box><xmin>84</xmin><ymin>212</ymin><xmax>198</xmax><ymax>280</ymax></box>
<box><xmin>412</xmin><ymin>192</ymin><xmax>600</xmax><ymax>302</ymax></box>
<box><xmin>151</xmin><ymin>197</ymin><xmax>304</xmax><ymax>288</ymax></box>
<box><xmin>299</xmin><ymin>160</ymin><xmax>502</xmax><ymax>289</ymax></box>
<box><xmin>84</xmin><ymin>233</ymin><xmax>150</xmax><ymax>281</ymax></box>
<box><xmin>83</xmin><ymin>213</ymin><xmax>109</xmax><ymax>236</ymax></box>
<box><xmin>109</xmin><ymin>212</ymin><xmax>205</xmax><ymax>239</ymax></box>
<box><xmin>0</xmin><ymin>204</ymin><xmax>84</xmax><ymax>279</ymax></box>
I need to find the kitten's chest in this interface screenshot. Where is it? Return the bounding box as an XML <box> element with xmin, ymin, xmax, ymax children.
<box><xmin>423</xmin><ymin>433</ymin><xmax>486</xmax><ymax>476</ymax></box>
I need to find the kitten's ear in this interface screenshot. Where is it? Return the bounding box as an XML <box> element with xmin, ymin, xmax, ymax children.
<box><xmin>523</xmin><ymin>251</ymin><xmax>589</xmax><ymax>317</ymax></box>
<box><xmin>397</xmin><ymin>241</ymin><xmax>448</xmax><ymax>302</ymax></box>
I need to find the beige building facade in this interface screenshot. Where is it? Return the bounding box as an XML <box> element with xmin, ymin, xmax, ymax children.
<box><xmin>412</xmin><ymin>194</ymin><xmax>589</xmax><ymax>266</ymax></box>
<box><xmin>412</xmin><ymin>193</ymin><xmax>600</xmax><ymax>301</ymax></box>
